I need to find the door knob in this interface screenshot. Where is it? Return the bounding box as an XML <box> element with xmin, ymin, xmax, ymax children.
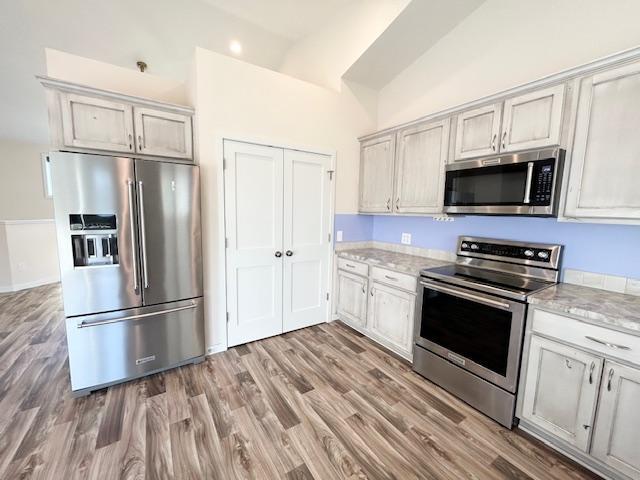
<box><xmin>275</xmin><ymin>251</ymin><xmax>282</xmax><ymax>258</ymax></box>
<box><xmin>285</xmin><ymin>250</ymin><xmax>293</xmax><ymax>256</ymax></box>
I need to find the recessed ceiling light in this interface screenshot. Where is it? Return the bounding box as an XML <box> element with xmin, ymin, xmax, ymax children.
<box><xmin>229</xmin><ymin>40</ymin><xmax>242</xmax><ymax>55</ymax></box>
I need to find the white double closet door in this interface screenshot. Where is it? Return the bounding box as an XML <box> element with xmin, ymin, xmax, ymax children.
<box><xmin>224</xmin><ymin>140</ymin><xmax>332</xmax><ymax>347</ymax></box>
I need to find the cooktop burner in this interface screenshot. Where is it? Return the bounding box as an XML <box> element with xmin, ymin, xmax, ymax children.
<box><xmin>420</xmin><ymin>236</ymin><xmax>563</xmax><ymax>301</ymax></box>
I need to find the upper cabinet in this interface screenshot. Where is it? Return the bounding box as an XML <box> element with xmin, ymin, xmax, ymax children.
<box><xmin>133</xmin><ymin>107</ymin><xmax>193</xmax><ymax>159</ymax></box>
<box><xmin>454</xmin><ymin>103</ymin><xmax>502</xmax><ymax>160</ymax></box>
<box><xmin>40</xmin><ymin>77</ymin><xmax>194</xmax><ymax>161</ymax></box>
<box><xmin>395</xmin><ymin>119</ymin><xmax>450</xmax><ymax>214</ymax></box>
<box><xmin>359</xmin><ymin>133</ymin><xmax>396</xmax><ymax>213</ymax></box>
<box><xmin>453</xmin><ymin>86</ymin><xmax>565</xmax><ymax>161</ymax></box>
<box><xmin>60</xmin><ymin>93</ymin><xmax>135</xmax><ymax>153</ymax></box>
<box><xmin>501</xmin><ymin>84</ymin><xmax>565</xmax><ymax>153</ymax></box>
<box><xmin>564</xmin><ymin>61</ymin><xmax>640</xmax><ymax>221</ymax></box>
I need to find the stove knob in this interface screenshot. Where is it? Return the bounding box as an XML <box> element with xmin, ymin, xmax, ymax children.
<box><xmin>538</xmin><ymin>251</ymin><xmax>549</xmax><ymax>259</ymax></box>
<box><xmin>524</xmin><ymin>249</ymin><xmax>535</xmax><ymax>258</ymax></box>
<box><xmin>470</xmin><ymin>244</ymin><xmax>479</xmax><ymax>250</ymax></box>
<box><xmin>461</xmin><ymin>242</ymin><xmax>469</xmax><ymax>249</ymax></box>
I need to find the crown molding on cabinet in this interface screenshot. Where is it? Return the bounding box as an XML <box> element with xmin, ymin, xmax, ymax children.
<box><xmin>36</xmin><ymin>75</ymin><xmax>194</xmax><ymax>116</ymax></box>
<box><xmin>360</xmin><ymin>44</ymin><xmax>640</xmax><ymax>141</ymax></box>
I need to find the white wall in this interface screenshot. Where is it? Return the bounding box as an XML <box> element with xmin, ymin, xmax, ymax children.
<box><xmin>0</xmin><ymin>139</ymin><xmax>52</xmax><ymax>220</ymax></box>
<box><xmin>377</xmin><ymin>0</ymin><xmax>640</xmax><ymax>129</ymax></box>
<box><xmin>190</xmin><ymin>47</ymin><xmax>377</xmax><ymax>352</ymax></box>
<box><xmin>279</xmin><ymin>0</ymin><xmax>409</xmax><ymax>91</ymax></box>
<box><xmin>0</xmin><ymin>221</ymin><xmax>59</xmax><ymax>293</ymax></box>
<box><xmin>45</xmin><ymin>49</ymin><xmax>188</xmax><ymax>105</ymax></box>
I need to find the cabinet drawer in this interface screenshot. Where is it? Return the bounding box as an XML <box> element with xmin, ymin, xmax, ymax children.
<box><xmin>337</xmin><ymin>257</ymin><xmax>368</xmax><ymax>277</ymax></box>
<box><xmin>371</xmin><ymin>267</ymin><xmax>417</xmax><ymax>292</ymax></box>
<box><xmin>531</xmin><ymin>308</ymin><xmax>640</xmax><ymax>365</ymax></box>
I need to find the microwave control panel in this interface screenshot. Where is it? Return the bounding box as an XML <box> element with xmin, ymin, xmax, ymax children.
<box><xmin>531</xmin><ymin>161</ymin><xmax>555</xmax><ymax>205</ymax></box>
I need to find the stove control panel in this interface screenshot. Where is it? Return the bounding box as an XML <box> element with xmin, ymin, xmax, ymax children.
<box><xmin>460</xmin><ymin>241</ymin><xmax>553</xmax><ymax>263</ymax></box>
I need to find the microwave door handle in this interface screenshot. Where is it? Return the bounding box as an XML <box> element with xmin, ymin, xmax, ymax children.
<box><xmin>523</xmin><ymin>162</ymin><xmax>534</xmax><ymax>204</ymax></box>
<box><xmin>420</xmin><ymin>280</ymin><xmax>511</xmax><ymax>310</ymax></box>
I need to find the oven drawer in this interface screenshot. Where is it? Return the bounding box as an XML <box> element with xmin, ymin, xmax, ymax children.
<box><xmin>66</xmin><ymin>298</ymin><xmax>205</xmax><ymax>393</ymax></box>
<box><xmin>371</xmin><ymin>266</ymin><xmax>417</xmax><ymax>292</ymax></box>
<box><xmin>337</xmin><ymin>257</ymin><xmax>368</xmax><ymax>277</ymax></box>
<box><xmin>531</xmin><ymin>308</ymin><xmax>640</xmax><ymax>365</ymax></box>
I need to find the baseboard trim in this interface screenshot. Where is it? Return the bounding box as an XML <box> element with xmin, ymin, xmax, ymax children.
<box><xmin>0</xmin><ymin>277</ymin><xmax>60</xmax><ymax>294</ymax></box>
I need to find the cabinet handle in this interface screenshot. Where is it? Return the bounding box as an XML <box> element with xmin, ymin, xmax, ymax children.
<box><xmin>491</xmin><ymin>134</ymin><xmax>497</xmax><ymax>151</ymax></box>
<box><xmin>138</xmin><ymin>135</ymin><xmax>145</xmax><ymax>150</ymax></box>
<box><xmin>589</xmin><ymin>361</ymin><xmax>595</xmax><ymax>384</ymax></box>
<box><xmin>585</xmin><ymin>336</ymin><xmax>631</xmax><ymax>351</ymax></box>
<box><xmin>565</xmin><ymin>359</ymin><xmax>572</xmax><ymax>369</ymax></box>
<box><xmin>501</xmin><ymin>131</ymin><xmax>507</xmax><ymax>149</ymax></box>
<box><xmin>275</xmin><ymin>251</ymin><xmax>282</xmax><ymax>258</ymax></box>
<box><xmin>362</xmin><ymin>285</ymin><xmax>366</xmax><ymax>294</ymax></box>
<box><xmin>128</xmin><ymin>133</ymin><xmax>133</xmax><ymax>150</ymax></box>
<box><xmin>345</xmin><ymin>263</ymin><xmax>356</xmax><ymax>269</ymax></box>
<box><xmin>386</xmin><ymin>198</ymin><xmax>391</xmax><ymax>211</ymax></box>
<box><xmin>384</xmin><ymin>275</ymin><xmax>398</xmax><ymax>281</ymax></box>
<box><xmin>607</xmin><ymin>368</ymin><xmax>614</xmax><ymax>391</ymax></box>
<box><xmin>370</xmin><ymin>288</ymin><xmax>374</xmax><ymax>296</ymax></box>
<box><xmin>396</xmin><ymin>197</ymin><xmax>400</xmax><ymax>211</ymax></box>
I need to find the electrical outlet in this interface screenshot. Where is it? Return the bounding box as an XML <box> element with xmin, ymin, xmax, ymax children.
<box><xmin>336</xmin><ymin>230</ymin><xmax>343</xmax><ymax>242</ymax></box>
<box><xmin>434</xmin><ymin>215</ymin><xmax>455</xmax><ymax>222</ymax></box>
<box><xmin>401</xmin><ymin>233</ymin><xmax>411</xmax><ymax>245</ymax></box>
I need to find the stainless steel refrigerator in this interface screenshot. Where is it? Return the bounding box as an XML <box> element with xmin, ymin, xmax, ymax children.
<box><xmin>50</xmin><ymin>152</ymin><xmax>204</xmax><ymax>396</ymax></box>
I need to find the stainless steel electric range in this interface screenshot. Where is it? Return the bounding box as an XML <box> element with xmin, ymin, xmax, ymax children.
<box><xmin>413</xmin><ymin>236</ymin><xmax>563</xmax><ymax>428</ymax></box>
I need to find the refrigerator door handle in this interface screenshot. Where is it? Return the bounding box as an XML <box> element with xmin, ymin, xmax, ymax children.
<box><xmin>138</xmin><ymin>180</ymin><xmax>150</xmax><ymax>289</ymax></box>
<box><xmin>127</xmin><ymin>180</ymin><xmax>139</xmax><ymax>292</ymax></box>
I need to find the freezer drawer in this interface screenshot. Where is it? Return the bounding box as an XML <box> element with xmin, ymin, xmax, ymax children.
<box><xmin>66</xmin><ymin>297</ymin><xmax>204</xmax><ymax>394</ymax></box>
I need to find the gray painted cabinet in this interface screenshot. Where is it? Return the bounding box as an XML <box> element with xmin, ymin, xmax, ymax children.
<box><xmin>336</xmin><ymin>269</ymin><xmax>368</xmax><ymax>329</ymax></box>
<box><xmin>453</xmin><ymin>103</ymin><xmax>502</xmax><ymax>160</ymax></box>
<box><xmin>133</xmin><ymin>107</ymin><xmax>193</xmax><ymax>159</ymax></box>
<box><xmin>591</xmin><ymin>361</ymin><xmax>640</xmax><ymax>479</ymax></box>
<box><xmin>367</xmin><ymin>281</ymin><xmax>414</xmax><ymax>359</ymax></box>
<box><xmin>564</xmin><ymin>60</ymin><xmax>640</xmax><ymax>220</ymax></box>
<box><xmin>520</xmin><ymin>335</ymin><xmax>602</xmax><ymax>452</ymax></box>
<box><xmin>394</xmin><ymin>119</ymin><xmax>450</xmax><ymax>214</ymax></box>
<box><xmin>359</xmin><ymin>133</ymin><xmax>396</xmax><ymax>213</ymax></box>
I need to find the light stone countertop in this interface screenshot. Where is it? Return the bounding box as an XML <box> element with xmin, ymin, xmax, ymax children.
<box><xmin>528</xmin><ymin>283</ymin><xmax>640</xmax><ymax>336</ymax></box>
<box><xmin>336</xmin><ymin>248</ymin><xmax>450</xmax><ymax>276</ymax></box>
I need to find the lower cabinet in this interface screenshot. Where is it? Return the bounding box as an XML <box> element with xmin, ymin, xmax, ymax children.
<box><xmin>367</xmin><ymin>282</ymin><xmax>415</xmax><ymax>359</ymax></box>
<box><xmin>591</xmin><ymin>361</ymin><xmax>640</xmax><ymax>479</ymax></box>
<box><xmin>335</xmin><ymin>258</ymin><xmax>417</xmax><ymax>360</ymax></box>
<box><xmin>520</xmin><ymin>335</ymin><xmax>602</xmax><ymax>452</ymax></box>
<box><xmin>518</xmin><ymin>309</ymin><xmax>640</xmax><ymax>480</ymax></box>
<box><xmin>336</xmin><ymin>270</ymin><xmax>368</xmax><ymax>329</ymax></box>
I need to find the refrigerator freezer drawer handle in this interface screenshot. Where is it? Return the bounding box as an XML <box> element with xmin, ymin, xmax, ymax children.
<box><xmin>138</xmin><ymin>180</ymin><xmax>150</xmax><ymax>289</ymax></box>
<box><xmin>127</xmin><ymin>180</ymin><xmax>139</xmax><ymax>292</ymax></box>
<box><xmin>77</xmin><ymin>303</ymin><xmax>197</xmax><ymax>328</ymax></box>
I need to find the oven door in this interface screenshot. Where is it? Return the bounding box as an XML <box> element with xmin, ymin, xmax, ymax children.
<box><xmin>415</xmin><ymin>279</ymin><xmax>526</xmax><ymax>392</ymax></box>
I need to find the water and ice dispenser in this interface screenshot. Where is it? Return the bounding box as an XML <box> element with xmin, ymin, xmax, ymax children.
<box><xmin>69</xmin><ymin>214</ymin><xmax>119</xmax><ymax>267</ymax></box>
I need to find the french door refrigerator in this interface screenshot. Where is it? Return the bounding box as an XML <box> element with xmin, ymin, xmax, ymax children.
<box><xmin>50</xmin><ymin>152</ymin><xmax>204</xmax><ymax>395</ymax></box>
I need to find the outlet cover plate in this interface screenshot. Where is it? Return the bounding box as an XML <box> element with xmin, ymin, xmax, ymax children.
<box><xmin>401</xmin><ymin>233</ymin><xmax>411</xmax><ymax>245</ymax></box>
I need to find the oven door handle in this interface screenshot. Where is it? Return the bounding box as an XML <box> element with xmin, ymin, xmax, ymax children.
<box><xmin>420</xmin><ymin>280</ymin><xmax>512</xmax><ymax>310</ymax></box>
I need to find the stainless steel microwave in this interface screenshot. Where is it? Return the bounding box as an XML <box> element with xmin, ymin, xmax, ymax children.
<box><xmin>443</xmin><ymin>148</ymin><xmax>565</xmax><ymax>216</ymax></box>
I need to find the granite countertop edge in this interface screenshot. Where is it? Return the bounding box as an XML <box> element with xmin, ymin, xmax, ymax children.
<box><xmin>528</xmin><ymin>283</ymin><xmax>640</xmax><ymax>337</ymax></box>
<box><xmin>336</xmin><ymin>248</ymin><xmax>450</xmax><ymax>276</ymax></box>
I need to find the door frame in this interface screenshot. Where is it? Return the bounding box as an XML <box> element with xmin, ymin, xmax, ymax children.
<box><xmin>216</xmin><ymin>133</ymin><xmax>336</xmax><ymax>351</ymax></box>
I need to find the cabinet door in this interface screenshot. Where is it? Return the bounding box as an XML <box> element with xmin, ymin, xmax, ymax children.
<box><xmin>394</xmin><ymin>119</ymin><xmax>450</xmax><ymax>214</ymax></box>
<box><xmin>591</xmin><ymin>361</ymin><xmax>640</xmax><ymax>479</ymax></box>
<box><xmin>60</xmin><ymin>92</ymin><xmax>134</xmax><ymax>153</ymax></box>
<box><xmin>359</xmin><ymin>133</ymin><xmax>395</xmax><ymax>213</ymax></box>
<box><xmin>367</xmin><ymin>282</ymin><xmax>415</xmax><ymax>358</ymax></box>
<box><xmin>134</xmin><ymin>107</ymin><xmax>193</xmax><ymax>159</ymax></box>
<box><xmin>454</xmin><ymin>103</ymin><xmax>502</xmax><ymax>160</ymax></box>
<box><xmin>501</xmin><ymin>84</ymin><xmax>565</xmax><ymax>152</ymax></box>
<box><xmin>336</xmin><ymin>270</ymin><xmax>368</xmax><ymax>329</ymax></box>
<box><xmin>565</xmin><ymin>61</ymin><xmax>640</xmax><ymax>220</ymax></box>
<box><xmin>520</xmin><ymin>335</ymin><xmax>602</xmax><ymax>451</ymax></box>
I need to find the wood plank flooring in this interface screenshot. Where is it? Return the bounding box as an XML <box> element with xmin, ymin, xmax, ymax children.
<box><xmin>0</xmin><ymin>284</ymin><xmax>601</xmax><ymax>480</ymax></box>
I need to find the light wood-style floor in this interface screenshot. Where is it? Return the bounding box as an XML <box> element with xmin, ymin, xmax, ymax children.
<box><xmin>0</xmin><ymin>284</ymin><xmax>600</xmax><ymax>480</ymax></box>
